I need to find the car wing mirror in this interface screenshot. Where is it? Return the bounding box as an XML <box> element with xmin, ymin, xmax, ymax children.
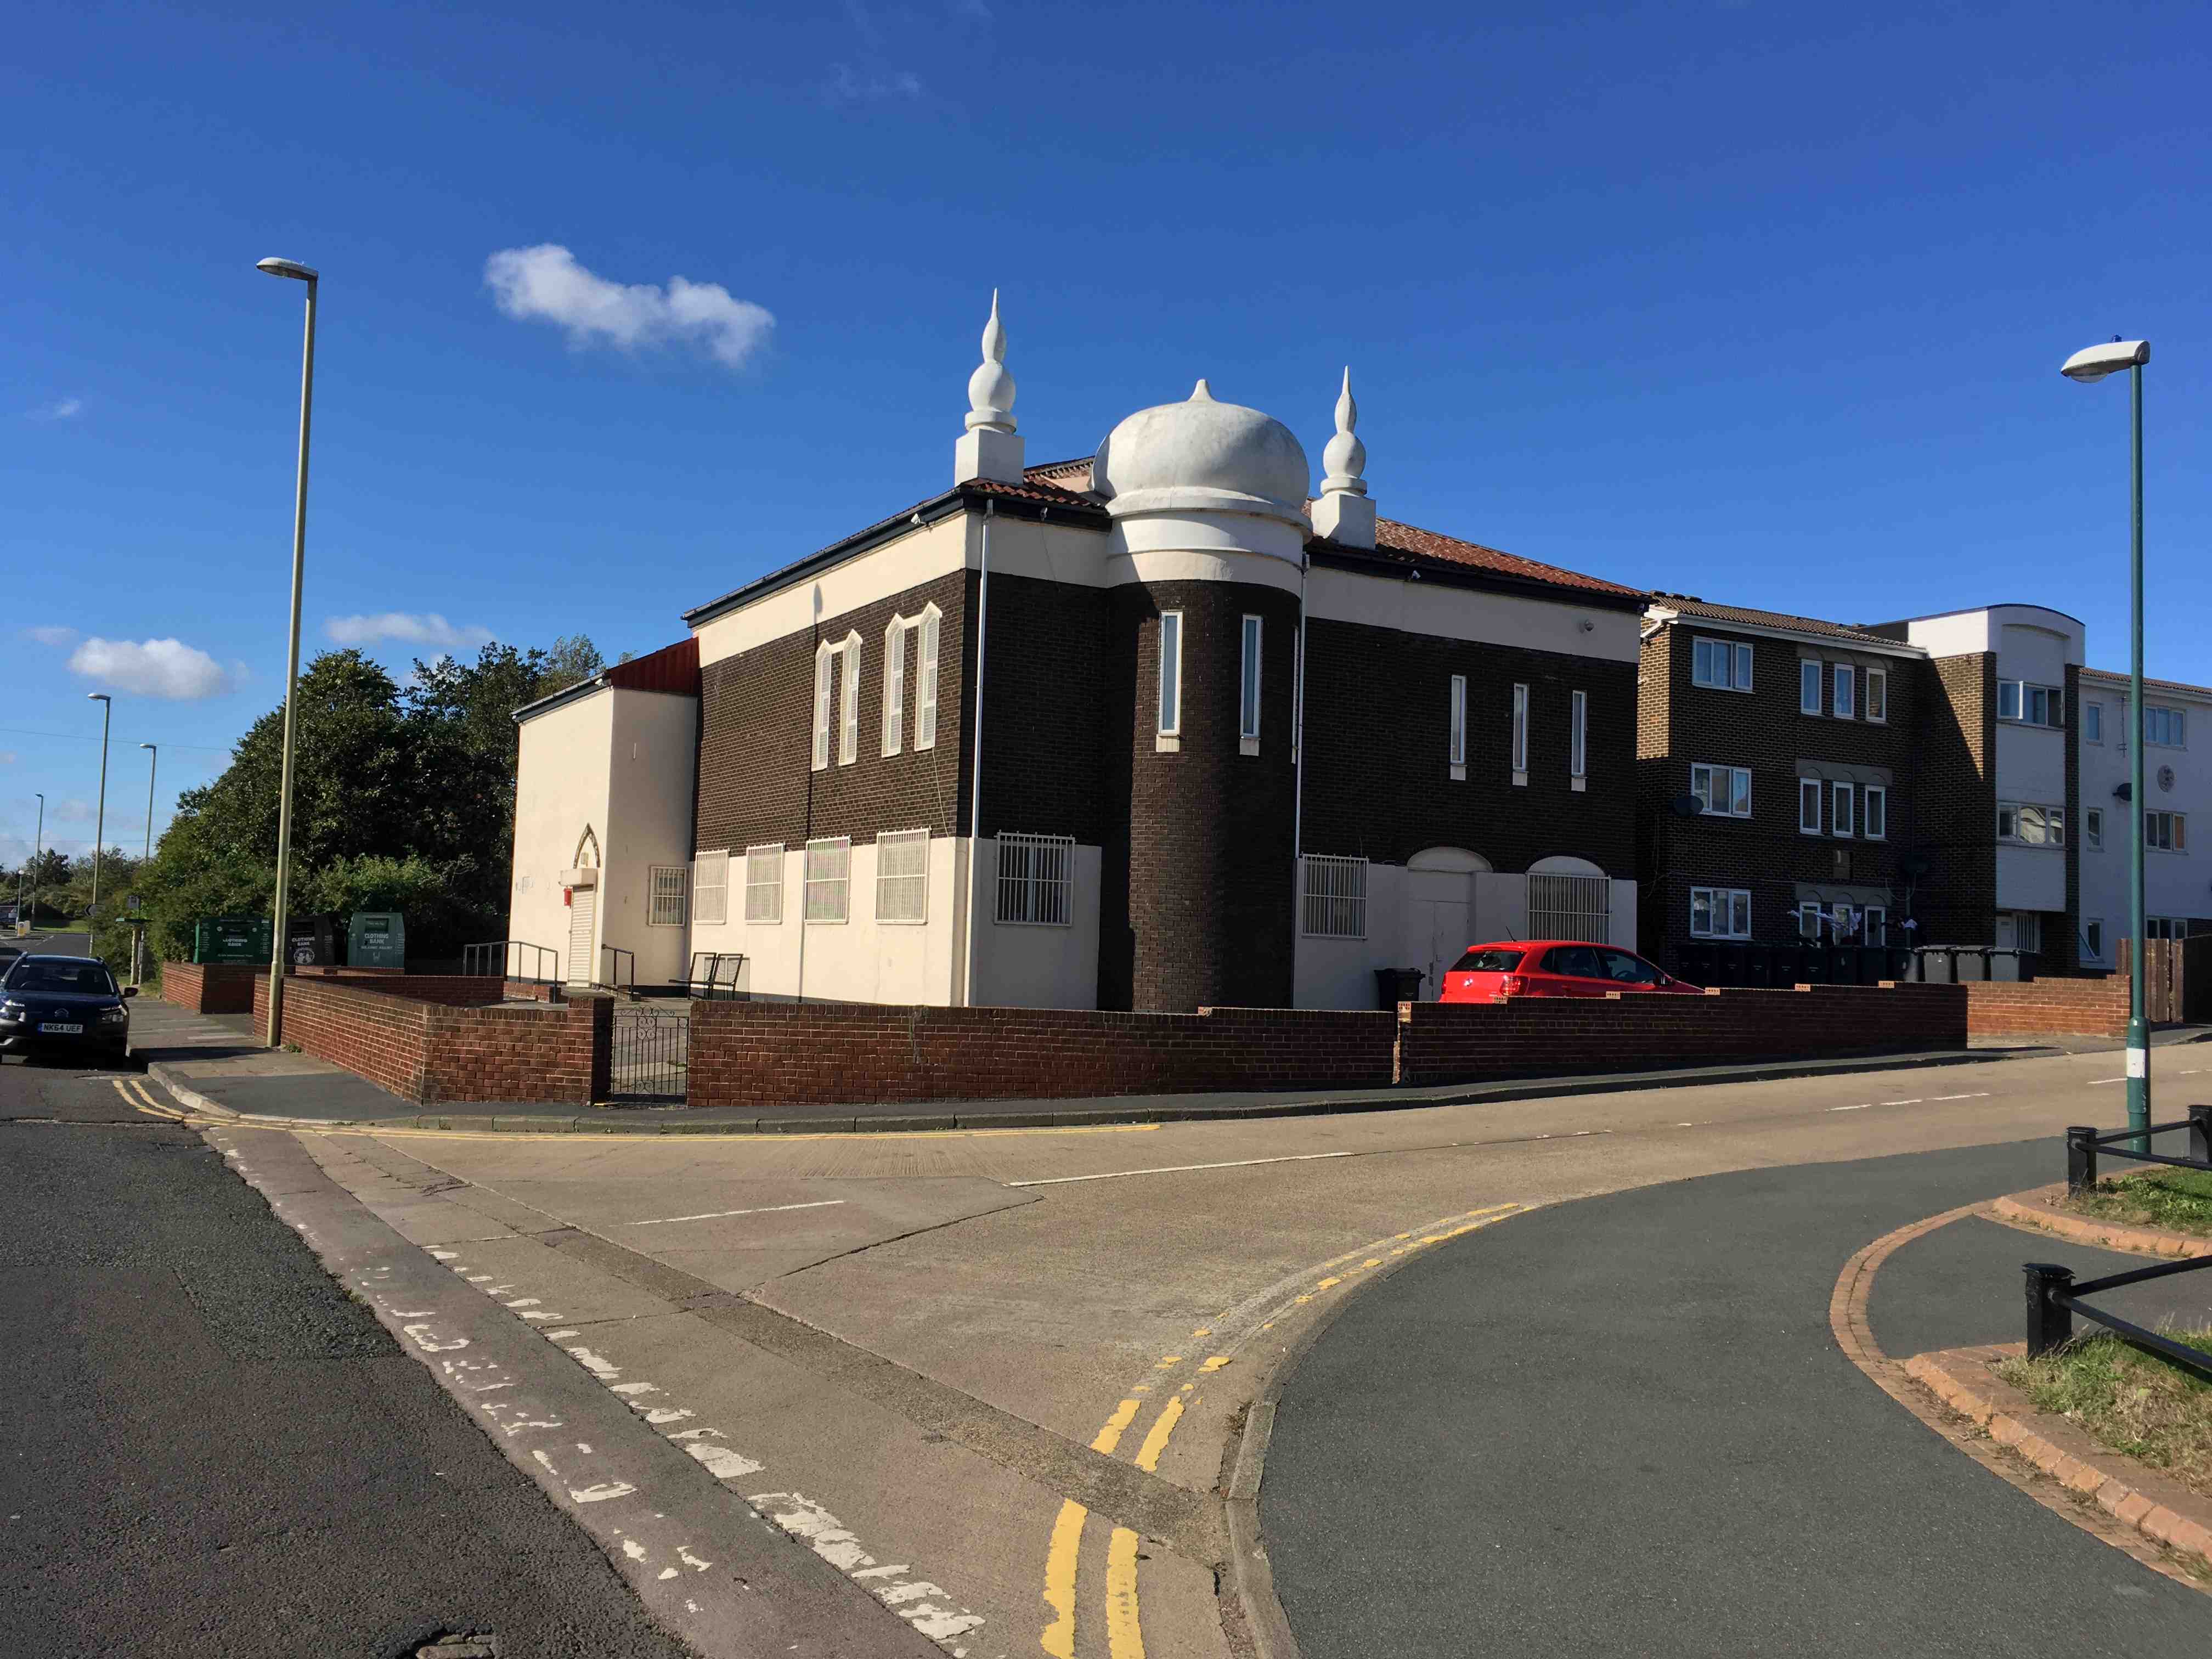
<box><xmin>123</xmin><ymin>985</ymin><xmax>139</xmax><ymax>998</ymax></box>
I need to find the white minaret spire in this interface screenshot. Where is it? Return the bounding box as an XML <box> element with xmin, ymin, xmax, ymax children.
<box><xmin>1310</xmin><ymin>366</ymin><xmax>1375</xmax><ymax>547</ymax></box>
<box><xmin>956</xmin><ymin>289</ymin><xmax>1026</xmax><ymax>485</ymax></box>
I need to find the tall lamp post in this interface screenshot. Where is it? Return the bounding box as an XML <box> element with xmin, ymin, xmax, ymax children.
<box><xmin>2062</xmin><ymin>337</ymin><xmax>2152</xmax><ymax>1148</ymax></box>
<box><xmin>30</xmin><ymin>793</ymin><xmax>43</xmax><ymax>934</ymax></box>
<box><xmin>257</xmin><ymin>256</ymin><xmax>319</xmax><ymax>1047</ymax></box>
<box><xmin>87</xmin><ymin>692</ymin><xmax>112</xmax><ymax>929</ymax></box>
<box><xmin>136</xmin><ymin>743</ymin><xmax>159</xmax><ymax>985</ymax></box>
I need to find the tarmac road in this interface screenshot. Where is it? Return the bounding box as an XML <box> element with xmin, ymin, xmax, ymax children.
<box><xmin>1261</xmin><ymin>1138</ymin><xmax>2210</xmax><ymax>1658</ymax></box>
<box><xmin>0</xmin><ymin>1049</ymin><xmax>695</xmax><ymax>1659</ymax></box>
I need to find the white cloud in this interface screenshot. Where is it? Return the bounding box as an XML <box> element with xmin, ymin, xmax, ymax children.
<box><xmin>29</xmin><ymin>397</ymin><xmax>84</xmax><ymax>422</ymax></box>
<box><xmin>325</xmin><ymin>612</ymin><xmax>495</xmax><ymax>651</ymax></box>
<box><xmin>825</xmin><ymin>63</ymin><xmax>924</xmax><ymax>102</ymax></box>
<box><xmin>485</xmin><ymin>245</ymin><xmax>775</xmax><ymax>370</ymax></box>
<box><xmin>25</xmin><ymin>625</ymin><xmax>79</xmax><ymax>648</ymax></box>
<box><xmin>68</xmin><ymin>637</ymin><xmax>238</xmax><ymax>700</ymax></box>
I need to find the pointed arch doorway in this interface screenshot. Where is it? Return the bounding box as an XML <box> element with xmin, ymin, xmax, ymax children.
<box><xmin>565</xmin><ymin>828</ymin><xmax>601</xmax><ymax>988</ymax></box>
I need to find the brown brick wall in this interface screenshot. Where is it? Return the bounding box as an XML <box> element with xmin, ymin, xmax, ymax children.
<box><xmin>1301</xmin><ymin>616</ymin><xmax>1637</xmax><ymax>873</ymax></box>
<box><xmin>685</xmin><ymin>998</ymin><xmax>1396</xmax><ymax>1107</ymax></box>
<box><xmin>1916</xmin><ymin>652</ymin><xmax>1998</xmax><ymax>947</ymax></box>
<box><xmin>1961</xmin><ymin>975</ymin><xmax>2131</xmax><ymax>1039</ymax></box>
<box><xmin>160</xmin><ymin>961</ymin><xmax>259</xmax><ymax>1015</ymax></box>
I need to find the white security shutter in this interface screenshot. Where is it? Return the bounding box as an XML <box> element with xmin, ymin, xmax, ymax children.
<box><xmin>839</xmin><ymin>633</ymin><xmax>861</xmax><ymax>765</ymax></box>
<box><xmin>883</xmin><ymin>620</ymin><xmax>905</xmax><ymax>757</ymax></box>
<box><xmin>566</xmin><ymin>887</ymin><xmax>596</xmax><ymax>986</ymax></box>
<box><xmin>811</xmin><ymin>644</ymin><xmax>834</xmax><ymax>771</ymax></box>
<box><xmin>917</xmin><ymin>606</ymin><xmax>939</xmax><ymax>750</ymax></box>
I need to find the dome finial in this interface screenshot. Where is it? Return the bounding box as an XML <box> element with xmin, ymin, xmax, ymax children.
<box><xmin>1311</xmin><ymin>365</ymin><xmax>1375</xmax><ymax>548</ymax></box>
<box><xmin>1189</xmin><ymin>378</ymin><xmax>1215</xmax><ymax>402</ymax></box>
<box><xmin>955</xmin><ymin>289</ymin><xmax>1026</xmax><ymax>484</ymax></box>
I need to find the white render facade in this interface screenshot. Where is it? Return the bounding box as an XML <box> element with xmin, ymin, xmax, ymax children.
<box><xmin>2078</xmin><ymin>667</ymin><xmax>2211</xmax><ymax>964</ymax></box>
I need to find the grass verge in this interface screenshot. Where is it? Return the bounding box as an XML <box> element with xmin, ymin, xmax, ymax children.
<box><xmin>1996</xmin><ymin>1328</ymin><xmax>2212</xmax><ymax>1502</ymax></box>
<box><xmin>2065</xmin><ymin>1169</ymin><xmax>2212</xmax><ymax>1238</ymax></box>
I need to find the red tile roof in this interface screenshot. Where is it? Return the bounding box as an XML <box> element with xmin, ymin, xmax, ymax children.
<box><xmin>962</xmin><ymin>475</ymin><xmax>1102</xmax><ymax>510</ymax></box>
<box><xmin>1646</xmin><ymin>594</ymin><xmax>1906</xmax><ymax>648</ymax></box>
<box><xmin>2082</xmin><ymin>665</ymin><xmax>2212</xmax><ymax>697</ymax></box>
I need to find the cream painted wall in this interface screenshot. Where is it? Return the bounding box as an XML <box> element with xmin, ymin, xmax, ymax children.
<box><xmin>692</xmin><ymin>514</ymin><xmax>971</xmax><ymax>667</ymax></box>
<box><xmin>1996</xmin><ymin>844</ymin><xmax>2067</xmax><ymax>914</ymax></box>
<box><xmin>599</xmin><ymin>690</ymin><xmax>699</xmax><ymax>988</ymax></box>
<box><xmin>1307</xmin><ymin>566</ymin><xmax>1640</xmax><ymax>663</ymax></box>
<box><xmin>509</xmin><ymin>691</ymin><xmax>614</xmax><ymax>984</ymax></box>
<box><xmin>2079</xmin><ymin>677</ymin><xmax>2212</xmax><ymax>953</ymax></box>
<box><xmin>1995</xmin><ymin>721</ymin><xmax>2068</xmax><ymax>806</ymax></box>
<box><xmin>967</xmin><ymin>841</ymin><xmax>1104</xmax><ymax>1010</ymax></box>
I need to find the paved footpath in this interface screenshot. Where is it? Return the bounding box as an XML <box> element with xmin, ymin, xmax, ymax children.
<box><xmin>1262</xmin><ymin>1137</ymin><xmax>2211</xmax><ymax>1659</ymax></box>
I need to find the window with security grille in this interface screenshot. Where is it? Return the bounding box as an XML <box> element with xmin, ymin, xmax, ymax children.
<box><xmin>648</xmin><ymin>865</ymin><xmax>689</xmax><ymax>927</ymax></box>
<box><xmin>805</xmin><ymin>837</ymin><xmax>850</xmax><ymax>923</ymax></box>
<box><xmin>1528</xmin><ymin>874</ymin><xmax>1609</xmax><ymax>943</ymax></box>
<box><xmin>744</xmin><ymin>844</ymin><xmax>785</xmax><ymax>923</ymax></box>
<box><xmin>876</xmin><ymin>829</ymin><xmax>929</xmax><ymax>923</ymax></box>
<box><xmin>1301</xmin><ymin>854</ymin><xmax>1368</xmax><ymax>939</ymax></box>
<box><xmin>692</xmin><ymin>850</ymin><xmax>729</xmax><ymax>926</ymax></box>
<box><xmin>996</xmin><ymin>833</ymin><xmax>1073</xmax><ymax>926</ymax></box>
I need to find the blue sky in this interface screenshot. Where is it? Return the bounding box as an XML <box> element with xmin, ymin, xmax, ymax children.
<box><xmin>7</xmin><ymin>0</ymin><xmax>2209</xmax><ymax>866</ymax></box>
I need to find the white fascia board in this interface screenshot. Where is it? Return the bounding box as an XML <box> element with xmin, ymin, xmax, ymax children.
<box><xmin>1646</xmin><ymin>611</ymin><xmax>1927</xmax><ymax>662</ymax></box>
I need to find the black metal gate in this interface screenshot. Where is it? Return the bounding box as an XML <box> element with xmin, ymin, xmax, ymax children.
<box><xmin>610</xmin><ymin>1008</ymin><xmax>688</xmax><ymax>1102</ymax></box>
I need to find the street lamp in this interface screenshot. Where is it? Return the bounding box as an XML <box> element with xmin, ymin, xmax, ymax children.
<box><xmin>257</xmin><ymin>255</ymin><xmax>319</xmax><ymax>1047</ymax></box>
<box><xmin>87</xmin><ymin>692</ymin><xmax>111</xmax><ymax>927</ymax></box>
<box><xmin>29</xmin><ymin>793</ymin><xmax>42</xmax><ymax>935</ymax></box>
<box><xmin>2062</xmin><ymin>337</ymin><xmax>2152</xmax><ymax>1147</ymax></box>
<box><xmin>136</xmin><ymin>743</ymin><xmax>159</xmax><ymax>985</ymax></box>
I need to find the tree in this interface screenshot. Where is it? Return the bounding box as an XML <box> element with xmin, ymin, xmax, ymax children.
<box><xmin>535</xmin><ymin>634</ymin><xmax>603</xmax><ymax>700</ymax></box>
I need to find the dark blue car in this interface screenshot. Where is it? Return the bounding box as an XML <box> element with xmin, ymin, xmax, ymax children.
<box><xmin>0</xmin><ymin>954</ymin><xmax>136</xmax><ymax>1063</ymax></box>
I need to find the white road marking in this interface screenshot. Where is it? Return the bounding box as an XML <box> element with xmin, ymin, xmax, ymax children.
<box><xmin>2091</xmin><ymin>1077</ymin><xmax>2126</xmax><ymax>1085</ymax></box>
<box><xmin>750</xmin><ymin>1491</ymin><xmax>985</xmax><ymax>1650</ymax></box>
<box><xmin>625</xmin><ymin>1199</ymin><xmax>849</xmax><ymax>1227</ymax></box>
<box><xmin>1827</xmin><ymin>1104</ymin><xmax>1872</xmax><ymax>1113</ymax></box>
<box><xmin>1927</xmin><ymin>1092</ymin><xmax>1992</xmax><ymax>1102</ymax></box>
<box><xmin>1009</xmin><ymin>1150</ymin><xmax>1361</xmax><ymax>1187</ymax></box>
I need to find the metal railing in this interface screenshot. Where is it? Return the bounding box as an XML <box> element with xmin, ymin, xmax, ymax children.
<box><xmin>609</xmin><ymin>1007</ymin><xmax>687</xmax><ymax>1101</ymax></box>
<box><xmin>2023</xmin><ymin>1103</ymin><xmax>2212</xmax><ymax>1384</ymax></box>
<box><xmin>600</xmin><ymin>944</ymin><xmax>635</xmax><ymax>997</ymax></box>
<box><xmin>463</xmin><ymin>940</ymin><xmax>559</xmax><ymax>983</ymax></box>
<box><xmin>687</xmin><ymin>951</ymin><xmax>747</xmax><ymax>1000</ymax></box>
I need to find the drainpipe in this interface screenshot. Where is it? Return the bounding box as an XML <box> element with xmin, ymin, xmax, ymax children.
<box><xmin>1292</xmin><ymin>552</ymin><xmax>1309</xmax><ymax>992</ymax></box>
<box><xmin>962</xmin><ymin>499</ymin><xmax>995</xmax><ymax>1008</ymax></box>
<box><xmin>795</xmin><ymin>583</ymin><xmax>822</xmax><ymax>1006</ymax></box>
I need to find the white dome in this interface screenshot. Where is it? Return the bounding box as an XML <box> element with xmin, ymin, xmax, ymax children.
<box><xmin>1093</xmin><ymin>380</ymin><xmax>1311</xmax><ymax>529</ymax></box>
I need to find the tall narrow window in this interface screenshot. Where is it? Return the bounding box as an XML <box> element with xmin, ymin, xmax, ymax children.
<box><xmin>2085</xmin><ymin>702</ymin><xmax>2103</xmax><ymax>743</ymax></box>
<box><xmin>1832</xmin><ymin>781</ymin><xmax>1855</xmax><ymax>837</ymax></box>
<box><xmin>1866</xmin><ymin>668</ymin><xmax>1888</xmax><ymax>724</ymax></box>
<box><xmin>1158</xmin><ymin>612</ymin><xmax>1183</xmax><ymax>738</ymax></box>
<box><xmin>1448</xmin><ymin>674</ymin><xmax>1468</xmax><ymax>771</ymax></box>
<box><xmin>1570</xmin><ymin>690</ymin><xmax>1587</xmax><ymax>780</ymax></box>
<box><xmin>1511</xmin><ymin>682</ymin><xmax>1529</xmax><ymax>778</ymax></box>
<box><xmin>692</xmin><ymin>850</ymin><xmax>730</xmax><ymax>926</ymax></box>
<box><xmin>811</xmin><ymin>642</ymin><xmax>836</xmax><ymax>771</ymax></box>
<box><xmin>1239</xmin><ymin>614</ymin><xmax>1263</xmax><ymax>752</ymax></box>
<box><xmin>1864</xmin><ymin>785</ymin><xmax>1887</xmax><ymax>840</ymax></box>
<box><xmin>882</xmin><ymin>619</ymin><xmax>906</xmax><ymax>757</ymax></box>
<box><xmin>839</xmin><ymin>631</ymin><xmax>861</xmax><ymax>765</ymax></box>
<box><xmin>1799</xmin><ymin>777</ymin><xmax>1823</xmax><ymax>834</ymax></box>
<box><xmin>1834</xmin><ymin>664</ymin><xmax>1855</xmax><ymax>720</ymax></box>
<box><xmin>916</xmin><ymin>605</ymin><xmax>940</xmax><ymax>750</ymax></box>
<box><xmin>1800</xmin><ymin>659</ymin><xmax>1821</xmax><ymax>715</ymax></box>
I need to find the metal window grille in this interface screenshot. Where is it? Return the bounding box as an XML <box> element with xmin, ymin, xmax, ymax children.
<box><xmin>1528</xmin><ymin>874</ymin><xmax>1609</xmax><ymax>943</ymax></box>
<box><xmin>1301</xmin><ymin>854</ymin><xmax>1368</xmax><ymax>939</ymax></box>
<box><xmin>804</xmin><ymin>837</ymin><xmax>850</xmax><ymax>923</ymax></box>
<box><xmin>876</xmin><ymin>829</ymin><xmax>929</xmax><ymax>923</ymax></box>
<box><xmin>648</xmin><ymin>865</ymin><xmax>689</xmax><ymax>927</ymax></box>
<box><xmin>692</xmin><ymin>850</ymin><xmax>729</xmax><ymax>926</ymax></box>
<box><xmin>996</xmin><ymin>833</ymin><xmax>1073</xmax><ymax>926</ymax></box>
<box><xmin>744</xmin><ymin>844</ymin><xmax>784</xmax><ymax>923</ymax></box>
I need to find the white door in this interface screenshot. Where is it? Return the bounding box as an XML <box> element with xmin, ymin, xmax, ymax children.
<box><xmin>1406</xmin><ymin>868</ymin><xmax>1472</xmax><ymax>1000</ymax></box>
<box><xmin>567</xmin><ymin>887</ymin><xmax>597</xmax><ymax>986</ymax></box>
<box><xmin>1993</xmin><ymin>913</ymin><xmax>2016</xmax><ymax>950</ymax></box>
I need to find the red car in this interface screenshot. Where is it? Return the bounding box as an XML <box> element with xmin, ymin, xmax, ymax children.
<box><xmin>1438</xmin><ymin>941</ymin><xmax>1703</xmax><ymax>1002</ymax></box>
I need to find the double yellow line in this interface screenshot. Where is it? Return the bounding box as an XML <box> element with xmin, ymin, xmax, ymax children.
<box><xmin>111</xmin><ymin>1076</ymin><xmax>187</xmax><ymax>1120</ymax></box>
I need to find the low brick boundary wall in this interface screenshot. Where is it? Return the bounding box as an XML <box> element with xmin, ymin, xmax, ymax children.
<box><xmin>685</xmin><ymin>1001</ymin><xmax>1398</xmax><ymax>1109</ymax></box>
<box><xmin>1962</xmin><ymin>976</ymin><xmax>2131</xmax><ymax>1039</ymax></box>
<box><xmin>251</xmin><ymin>972</ymin><xmax>610</xmax><ymax>1105</ymax></box>
<box><xmin>160</xmin><ymin>961</ymin><xmax>262</xmax><ymax>1015</ymax></box>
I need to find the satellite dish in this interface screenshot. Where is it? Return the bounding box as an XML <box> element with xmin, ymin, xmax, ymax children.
<box><xmin>1668</xmin><ymin>794</ymin><xmax>1705</xmax><ymax>818</ymax></box>
<box><xmin>1899</xmin><ymin>852</ymin><xmax>1931</xmax><ymax>879</ymax></box>
<box><xmin>2114</xmin><ymin>782</ymin><xmax>2133</xmax><ymax>802</ymax></box>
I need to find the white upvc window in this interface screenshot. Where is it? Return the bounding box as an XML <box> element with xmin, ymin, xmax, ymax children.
<box><xmin>804</xmin><ymin>836</ymin><xmax>851</xmax><ymax>923</ymax></box>
<box><xmin>692</xmin><ymin>850</ymin><xmax>730</xmax><ymax>926</ymax></box>
<box><xmin>1157</xmin><ymin>612</ymin><xmax>1183</xmax><ymax>738</ymax></box>
<box><xmin>1800</xmin><ymin>659</ymin><xmax>1822</xmax><ymax>715</ymax></box>
<box><xmin>874</xmin><ymin>828</ymin><xmax>929</xmax><ymax>923</ymax></box>
<box><xmin>2147</xmin><ymin>810</ymin><xmax>2188</xmax><ymax>852</ymax></box>
<box><xmin>1511</xmin><ymin>682</ymin><xmax>1530</xmax><ymax>779</ymax></box>
<box><xmin>2000</xmin><ymin>803</ymin><xmax>2065</xmax><ymax>846</ymax></box>
<box><xmin>1239</xmin><ymin>614</ymin><xmax>1262</xmax><ymax>753</ymax></box>
<box><xmin>839</xmin><ymin>630</ymin><xmax>862</xmax><ymax>764</ymax></box>
<box><xmin>1797</xmin><ymin>901</ymin><xmax>1824</xmax><ymax>941</ymax></box>
<box><xmin>1690</xmin><ymin>885</ymin><xmax>1752</xmax><ymax>940</ymax></box>
<box><xmin>2084</xmin><ymin>918</ymin><xmax>2106</xmax><ymax>961</ymax></box>
<box><xmin>1301</xmin><ymin>854</ymin><xmax>1369</xmax><ymax>939</ymax></box>
<box><xmin>1999</xmin><ymin>679</ymin><xmax>2062</xmax><ymax>727</ymax></box>
<box><xmin>996</xmin><ymin>832</ymin><xmax>1074</xmax><ymax>926</ymax></box>
<box><xmin>1692</xmin><ymin>636</ymin><xmax>1754</xmax><ymax>692</ymax></box>
<box><xmin>882</xmin><ymin>618</ymin><xmax>907</xmax><ymax>757</ymax></box>
<box><xmin>744</xmin><ymin>844</ymin><xmax>785</xmax><ymax>923</ymax></box>
<box><xmin>2085</xmin><ymin>701</ymin><xmax>2104</xmax><ymax>743</ymax></box>
<box><xmin>1798</xmin><ymin>777</ymin><xmax>1823</xmax><ymax>834</ymax></box>
<box><xmin>1833</xmin><ymin>664</ymin><xmax>1855</xmax><ymax>720</ymax></box>
<box><xmin>1448</xmin><ymin>674</ymin><xmax>1468</xmax><ymax>772</ymax></box>
<box><xmin>1570</xmin><ymin>690</ymin><xmax>1587</xmax><ymax>780</ymax></box>
<box><xmin>916</xmin><ymin>604</ymin><xmax>940</xmax><ymax>750</ymax></box>
<box><xmin>2147</xmin><ymin>705</ymin><xmax>2187</xmax><ymax>747</ymax></box>
<box><xmin>647</xmin><ymin>865</ymin><xmax>689</xmax><ymax>928</ymax></box>
<box><xmin>2086</xmin><ymin>808</ymin><xmax>2103</xmax><ymax>850</ymax></box>
<box><xmin>1691</xmin><ymin>762</ymin><xmax>1752</xmax><ymax>817</ymax></box>
<box><xmin>811</xmin><ymin>641</ymin><xmax>837</xmax><ymax>771</ymax></box>
<box><xmin>1866</xmin><ymin>668</ymin><xmax>1887</xmax><ymax>724</ymax></box>
<box><xmin>1864</xmin><ymin>905</ymin><xmax>1888</xmax><ymax>945</ymax></box>
<box><xmin>1831</xmin><ymin>781</ymin><xmax>1855</xmax><ymax>838</ymax></box>
<box><xmin>1864</xmin><ymin>785</ymin><xmax>1887</xmax><ymax>840</ymax></box>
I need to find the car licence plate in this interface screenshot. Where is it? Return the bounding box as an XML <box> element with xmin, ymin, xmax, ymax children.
<box><xmin>38</xmin><ymin>1022</ymin><xmax>84</xmax><ymax>1035</ymax></box>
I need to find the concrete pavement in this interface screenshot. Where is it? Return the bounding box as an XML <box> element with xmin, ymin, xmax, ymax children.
<box><xmin>165</xmin><ymin>1040</ymin><xmax>2212</xmax><ymax>1658</ymax></box>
